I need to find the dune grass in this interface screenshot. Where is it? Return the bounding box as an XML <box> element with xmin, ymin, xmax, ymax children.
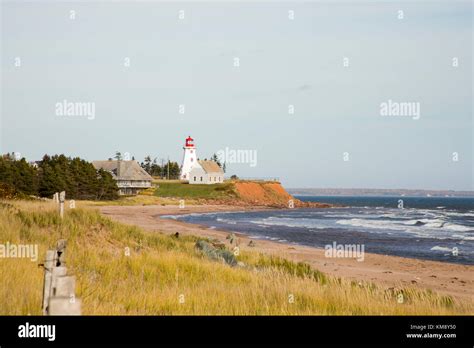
<box><xmin>0</xmin><ymin>200</ymin><xmax>471</xmax><ymax>315</ymax></box>
<box><xmin>85</xmin><ymin>194</ymin><xmax>191</xmax><ymax>207</ymax></box>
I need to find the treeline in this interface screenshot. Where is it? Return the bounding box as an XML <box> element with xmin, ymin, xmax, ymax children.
<box><xmin>140</xmin><ymin>156</ymin><xmax>180</xmax><ymax>179</ymax></box>
<box><xmin>0</xmin><ymin>153</ymin><xmax>118</xmax><ymax>200</ymax></box>
<box><xmin>139</xmin><ymin>153</ymin><xmax>226</xmax><ymax>179</ymax></box>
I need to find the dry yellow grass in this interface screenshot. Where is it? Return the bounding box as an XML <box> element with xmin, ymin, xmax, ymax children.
<box><xmin>0</xmin><ymin>200</ymin><xmax>472</xmax><ymax>315</ymax></box>
<box><xmin>83</xmin><ymin>192</ymin><xmax>201</xmax><ymax>207</ymax></box>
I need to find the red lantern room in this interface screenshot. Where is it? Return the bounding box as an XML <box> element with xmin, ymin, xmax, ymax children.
<box><xmin>185</xmin><ymin>136</ymin><xmax>194</xmax><ymax>148</ymax></box>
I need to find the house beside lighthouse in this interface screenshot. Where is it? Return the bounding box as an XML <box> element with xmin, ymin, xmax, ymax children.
<box><xmin>92</xmin><ymin>159</ymin><xmax>152</xmax><ymax>195</ymax></box>
<box><xmin>189</xmin><ymin>160</ymin><xmax>224</xmax><ymax>184</ymax></box>
<box><xmin>180</xmin><ymin>136</ymin><xmax>224</xmax><ymax>184</ymax></box>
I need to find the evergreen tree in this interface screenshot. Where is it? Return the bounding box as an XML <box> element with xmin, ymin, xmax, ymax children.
<box><xmin>150</xmin><ymin>158</ymin><xmax>161</xmax><ymax>176</ymax></box>
<box><xmin>142</xmin><ymin>156</ymin><xmax>152</xmax><ymax>174</ymax></box>
<box><xmin>168</xmin><ymin>161</ymin><xmax>181</xmax><ymax>179</ymax></box>
<box><xmin>211</xmin><ymin>153</ymin><xmax>222</xmax><ymax>167</ymax></box>
<box><xmin>15</xmin><ymin>158</ymin><xmax>38</xmax><ymax>195</ymax></box>
<box><xmin>0</xmin><ymin>156</ymin><xmax>37</xmax><ymax>197</ymax></box>
<box><xmin>97</xmin><ymin>169</ymin><xmax>119</xmax><ymax>200</ymax></box>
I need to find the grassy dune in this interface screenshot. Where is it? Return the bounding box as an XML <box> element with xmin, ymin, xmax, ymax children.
<box><xmin>86</xmin><ymin>179</ymin><xmax>290</xmax><ymax>207</ymax></box>
<box><xmin>84</xmin><ymin>180</ymin><xmax>237</xmax><ymax>206</ymax></box>
<box><xmin>0</xmin><ymin>200</ymin><xmax>471</xmax><ymax>315</ymax></box>
<box><xmin>153</xmin><ymin>180</ymin><xmax>236</xmax><ymax>200</ymax></box>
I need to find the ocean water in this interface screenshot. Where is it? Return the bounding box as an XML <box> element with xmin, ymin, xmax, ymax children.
<box><xmin>162</xmin><ymin>196</ymin><xmax>474</xmax><ymax>265</ymax></box>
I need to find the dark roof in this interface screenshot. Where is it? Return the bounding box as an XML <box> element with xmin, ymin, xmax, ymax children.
<box><xmin>92</xmin><ymin>160</ymin><xmax>152</xmax><ymax>181</ymax></box>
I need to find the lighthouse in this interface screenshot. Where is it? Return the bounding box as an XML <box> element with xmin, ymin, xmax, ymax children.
<box><xmin>180</xmin><ymin>136</ymin><xmax>198</xmax><ymax>180</ymax></box>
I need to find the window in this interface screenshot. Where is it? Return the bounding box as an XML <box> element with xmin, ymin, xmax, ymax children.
<box><xmin>200</xmin><ymin>176</ymin><xmax>203</xmax><ymax>181</ymax></box>
<box><xmin>193</xmin><ymin>176</ymin><xmax>196</xmax><ymax>182</ymax></box>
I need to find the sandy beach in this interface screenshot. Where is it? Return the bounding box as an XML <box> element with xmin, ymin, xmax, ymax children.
<box><xmin>99</xmin><ymin>204</ymin><xmax>474</xmax><ymax>302</ymax></box>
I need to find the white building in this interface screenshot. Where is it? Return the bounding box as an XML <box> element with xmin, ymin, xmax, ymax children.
<box><xmin>180</xmin><ymin>136</ymin><xmax>224</xmax><ymax>184</ymax></box>
<box><xmin>189</xmin><ymin>160</ymin><xmax>224</xmax><ymax>185</ymax></box>
<box><xmin>180</xmin><ymin>136</ymin><xmax>198</xmax><ymax>181</ymax></box>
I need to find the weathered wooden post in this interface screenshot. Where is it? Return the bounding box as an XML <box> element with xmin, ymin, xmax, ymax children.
<box><xmin>48</xmin><ymin>296</ymin><xmax>82</xmax><ymax>315</ymax></box>
<box><xmin>49</xmin><ymin>268</ymin><xmax>82</xmax><ymax>315</ymax></box>
<box><xmin>41</xmin><ymin>250</ymin><xmax>55</xmax><ymax>315</ymax></box>
<box><xmin>51</xmin><ymin>267</ymin><xmax>68</xmax><ymax>294</ymax></box>
<box><xmin>55</xmin><ymin>239</ymin><xmax>67</xmax><ymax>266</ymax></box>
<box><xmin>59</xmin><ymin>191</ymin><xmax>65</xmax><ymax>219</ymax></box>
<box><xmin>41</xmin><ymin>239</ymin><xmax>82</xmax><ymax>315</ymax></box>
<box><xmin>54</xmin><ymin>275</ymin><xmax>76</xmax><ymax>297</ymax></box>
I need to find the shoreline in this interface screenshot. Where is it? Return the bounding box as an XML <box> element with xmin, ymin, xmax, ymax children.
<box><xmin>99</xmin><ymin>204</ymin><xmax>474</xmax><ymax>302</ymax></box>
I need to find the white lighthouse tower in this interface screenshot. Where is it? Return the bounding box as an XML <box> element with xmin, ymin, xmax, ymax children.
<box><xmin>180</xmin><ymin>136</ymin><xmax>198</xmax><ymax>180</ymax></box>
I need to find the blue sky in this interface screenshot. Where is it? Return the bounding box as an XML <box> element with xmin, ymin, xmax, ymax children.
<box><xmin>1</xmin><ymin>1</ymin><xmax>472</xmax><ymax>190</ymax></box>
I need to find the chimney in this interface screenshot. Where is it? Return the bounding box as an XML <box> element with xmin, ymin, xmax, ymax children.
<box><xmin>117</xmin><ymin>159</ymin><xmax>123</xmax><ymax>178</ymax></box>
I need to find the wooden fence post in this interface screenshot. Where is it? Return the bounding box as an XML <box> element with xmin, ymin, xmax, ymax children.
<box><xmin>55</xmin><ymin>239</ymin><xmax>67</xmax><ymax>266</ymax></box>
<box><xmin>48</xmin><ymin>297</ymin><xmax>82</xmax><ymax>315</ymax></box>
<box><xmin>41</xmin><ymin>250</ymin><xmax>55</xmax><ymax>315</ymax></box>
<box><xmin>50</xmin><ymin>266</ymin><xmax>68</xmax><ymax>297</ymax></box>
<box><xmin>59</xmin><ymin>191</ymin><xmax>65</xmax><ymax>219</ymax></box>
<box><xmin>42</xmin><ymin>240</ymin><xmax>81</xmax><ymax>315</ymax></box>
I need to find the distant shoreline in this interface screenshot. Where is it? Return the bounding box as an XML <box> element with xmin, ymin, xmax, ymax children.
<box><xmin>288</xmin><ymin>189</ymin><xmax>474</xmax><ymax>198</ymax></box>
